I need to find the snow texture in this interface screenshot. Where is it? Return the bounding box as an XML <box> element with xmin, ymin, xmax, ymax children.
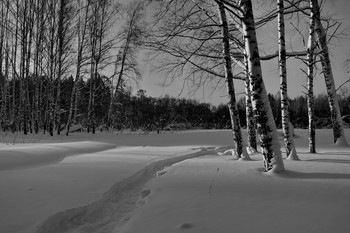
<box><xmin>0</xmin><ymin>129</ymin><xmax>349</xmax><ymax>233</ymax></box>
<box><xmin>117</xmin><ymin>131</ymin><xmax>350</xmax><ymax>233</ymax></box>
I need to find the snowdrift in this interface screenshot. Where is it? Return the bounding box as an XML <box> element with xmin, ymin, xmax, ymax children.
<box><xmin>0</xmin><ymin>141</ymin><xmax>116</xmax><ymax>171</ymax></box>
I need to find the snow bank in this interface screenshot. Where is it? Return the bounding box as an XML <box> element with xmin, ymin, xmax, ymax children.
<box><xmin>0</xmin><ymin>141</ymin><xmax>116</xmax><ymax>171</ymax></box>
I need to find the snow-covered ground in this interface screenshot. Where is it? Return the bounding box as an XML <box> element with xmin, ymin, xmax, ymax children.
<box><xmin>0</xmin><ymin>129</ymin><xmax>349</xmax><ymax>233</ymax></box>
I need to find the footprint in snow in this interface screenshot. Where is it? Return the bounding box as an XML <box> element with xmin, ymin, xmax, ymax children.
<box><xmin>137</xmin><ymin>189</ymin><xmax>151</xmax><ymax>208</ymax></box>
<box><xmin>178</xmin><ymin>222</ymin><xmax>195</xmax><ymax>230</ymax></box>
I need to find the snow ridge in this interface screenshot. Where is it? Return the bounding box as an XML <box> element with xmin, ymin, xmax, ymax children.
<box><xmin>34</xmin><ymin>147</ymin><xmax>216</xmax><ymax>233</ymax></box>
<box><xmin>0</xmin><ymin>141</ymin><xmax>116</xmax><ymax>171</ymax></box>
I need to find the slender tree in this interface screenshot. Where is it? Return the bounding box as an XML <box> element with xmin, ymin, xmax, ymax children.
<box><xmin>107</xmin><ymin>1</ymin><xmax>143</xmax><ymax>127</ymax></box>
<box><xmin>312</xmin><ymin>0</ymin><xmax>348</xmax><ymax>145</ymax></box>
<box><xmin>216</xmin><ymin>0</ymin><xmax>250</xmax><ymax>160</ymax></box>
<box><xmin>277</xmin><ymin>0</ymin><xmax>298</xmax><ymax>160</ymax></box>
<box><xmin>306</xmin><ymin>0</ymin><xmax>317</xmax><ymax>153</ymax></box>
<box><xmin>65</xmin><ymin>0</ymin><xmax>90</xmax><ymax>136</ymax></box>
<box><xmin>87</xmin><ymin>0</ymin><xmax>118</xmax><ymax>134</ymax></box>
<box><xmin>55</xmin><ymin>0</ymin><xmax>74</xmax><ymax>135</ymax></box>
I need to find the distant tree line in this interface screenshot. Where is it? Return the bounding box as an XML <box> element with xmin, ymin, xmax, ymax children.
<box><xmin>1</xmin><ymin>66</ymin><xmax>349</xmax><ymax>133</ymax></box>
<box><xmin>265</xmin><ymin>92</ymin><xmax>350</xmax><ymax>129</ymax></box>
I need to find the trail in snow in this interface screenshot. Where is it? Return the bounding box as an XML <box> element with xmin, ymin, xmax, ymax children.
<box><xmin>117</xmin><ymin>149</ymin><xmax>350</xmax><ymax>233</ymax></box>
<box><xmin>34</xmin><ymin>147</ymin><xmax>217</xmax><ymax>233</ymax></box>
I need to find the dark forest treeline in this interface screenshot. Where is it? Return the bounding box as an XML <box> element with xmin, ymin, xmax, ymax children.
<box><xmin>1</xmin><ymin>72</ymin><xmax>349</xmax><ymax>133</ymax></box>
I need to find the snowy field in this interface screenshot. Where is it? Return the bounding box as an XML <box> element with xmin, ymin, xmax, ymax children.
<box><xmin>0</xmin><ymin>129</ymin><xmax>349</xmax><ymax>233</ymax></box>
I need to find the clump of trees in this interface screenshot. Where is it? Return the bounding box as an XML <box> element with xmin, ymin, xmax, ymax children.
<box><xmin>0</xmin><ymin>0</ymin><xmax>144</xmax><ymax>136</ymax></box>
<box><xmin>144</xmin><ymin>0</ymin><xmax>349</xmax><ymax>171</ymax></box>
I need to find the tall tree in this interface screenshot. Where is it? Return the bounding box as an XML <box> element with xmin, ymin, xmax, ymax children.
<box><xmin>146</xmin><ymin>0</ymin><xmax>254</xmax><ymax>158</ymax></box>
<box><xmin>238</xmin><ymin>0</ymin><xmax>284</xmax><ymax>172</ymax></box>
<box><xmin>33</xmin><ymin>0</ymin><xmax>47</xmax><ymax>133</ymax></box>
<box><xmin>87</xmin><ymin>0</ymin><xmax>118</xmax><ymax>134</ymax></box>
<box><xmin>312</xmin><ymin>0</ymin><xmax>348</xmax><ymax>145</ymax></box>
<box><xmin>216</xmin><ymin>0</ymin><xmax>250</xmax><ymax>160</ymax></box>
<box><xmin>107</xmin><ymin>1</ymin><xmax>143</xmax><ymax>127</ymax></box>
<box><xmin>0</xmin><ymin>0</ymin><xmax>10</xmax><ymax>128</ymax></box>
<box><xmin>277</xmin><ymin>0</ymin><xmax>298</xmax><ymax>160</ymax></box>
<box><xmin>65</xmin><ymin>0</ymin><xmax>90</xmax><ymax>136</ymax></box>
<box><xmin>55</xmin><ymin>0</ymin><xmax>74</xmax><ymax>135</ymax></box>
<box><xmin>306</xmin><ymin>0</ymin><xmax>317</xmax><ymax>153</ymax></box>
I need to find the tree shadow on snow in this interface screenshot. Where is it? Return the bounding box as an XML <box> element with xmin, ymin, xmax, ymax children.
<box><xmin>277</xmin><ymin>170</ymin><xmax>350</xmax><ymax>180</ymax></box>
<box><xmin>306</xmin><ymin>159</ymin><xmax>350</xmax><ymax>164</ymax></box>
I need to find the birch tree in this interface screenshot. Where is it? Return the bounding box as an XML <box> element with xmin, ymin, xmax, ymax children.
<box><xmin>0</xmin><ymin>0</ymin><xmax>10</xmax><ymax>129</ymax></box>
<box><xmin>312</xmin><ymin>0</ymin><xmax>348</xmax><ymax>145</ymax></box>
<box><xmin>87</xmin><ymin>0</ymin><xmax>118</xmax><ymax>134</ymax></box>
<box><xmin>244</xmin><ymin>56</ymin><xmax>257</xmax><ymax>153</ymax></box>
<box><xmin>33</xmin><ymin>0</ymin><xmax>47</xmax><ymax>134</ymax></box>
<box><xmin>65</xmin><ymin>0</ymin><xmax>90</xmax><ymax>136</ymax></box>
<box><xmin>277</xmin><ymin>0</ymin><xmax>298</xmax><ymax>160</ymax></box>
<box><xmin>55</xmin><ymin>0</ymin><xmax>74</xmax><ymax>135</ymax></box>
<box><xmin>146</xmin><ymin>0</ymin><xmax>253</xmax><ymax>158</ymax></box>
<box><xmin>238</xmin><ymin>0</ymin><xmax>284</xmax><ymax>172</ymax></box>
<box><xmin>107</xmin><ymin>1</ymin><xmax>143</xmax><ymax>127</ymax></box>
<box><xmin>306</xmin><ymin>0</ymin><xmax>317</xmax><ymax>153</ymax></box>
<box><xmin>216</xmin><ymin>0</ymin><xmax>250</xmax><ymax>160</ymax></box>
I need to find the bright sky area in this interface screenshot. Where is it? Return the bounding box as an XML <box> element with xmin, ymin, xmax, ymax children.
<box><xmin>120</xmin><ymin>0</ymin><xmax>350</xmax><ymax>106</ymax></box>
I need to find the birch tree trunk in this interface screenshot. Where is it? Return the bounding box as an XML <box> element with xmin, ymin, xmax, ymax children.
<box><xmin>65</xmin><ymin>0</ymin><xmax>89</xmax><ymax>136</ymax></box>
<box><xmin>26</xmin><ymin>0</ymin><xmax>34</xmax><ymax>134</ymax></box>
<box><xmin>240</xmin><ymin>0</ymin><xmax>284</xmax><ymax>172</ymax></box>
<box><xmin>277</xmin><ymin>0</ymin><xmax>298</xmax><ymax>160</ymax></box>
<box><xmin>20</xmin><ymin>0</ymin><xmax>28</xmax><ymax>134</ymax></box>
<box><xmin>0</xmin><ymin>0</ymin><xmax>10</xmax><ymax>128</ymax></box>
<box><xmin>56</xmin><ymin>0</ymin><xmax>70</xmax><ymax>135</ymax></box>
<box><xmin>312</xmin><ymin>0</ymin><xmax>348</xmax><ymax>145</ymax></box>
<box><xmin>11</xmin><ymin>0</ymin><xmax>19</xmax><ymax>128</ymax></box>
<box><xmin>33</xmin><ymin>0</ymin><xmax>46</xmax><ymax>134</ymax></box>
<box><xmin>244</xmin><ymin>53</ymin><xmax>257</xmax><ymax>154</ymax></box>
<box><xmin>217</xmin><ymin>0</ymin><xmax>250</xmax><ymax>160</ymax></box>
<box><xmin>307</xmin><ymin>0</ymin><xmax>316</xmax><ymax>153</ymax></box>
<box><xmin>107</xmin><ymin>23</ymin><xmax>132</xmax><ymax>126</ymax></box>
<box><xmin>47</xmin><ymin>0</ymin><xmax>58</xmax><ymax>136</ymax></box>
<box><xmin>0</xmin><ymin>3</ymin><xmax>5</xmax><ymax>127</ymax></box>
<box><xmin>73</xmin><ymin>80</ymin><xmax>80</xmax><ymax>124</ymax></box>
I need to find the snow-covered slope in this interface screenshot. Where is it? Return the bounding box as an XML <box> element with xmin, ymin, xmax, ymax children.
<box><xmin>0</xmin><ymin>131</ymin><xmax>220</xmax><ymax>233</ymax></box>
<box><xmin>0</xmin><ymin>129</ymin><xmax>349</xmax><ymax>233</ymax></box>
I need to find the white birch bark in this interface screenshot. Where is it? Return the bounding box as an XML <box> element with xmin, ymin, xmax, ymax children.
<box><xmin>307</xmin><ymin>0</ymin><xmax>316</xmax><ymax>153</ymax></box>
<box><xmin>278</xmin><ymin>0</ymin><xmax>298</xmax><ymax>160</ymax></box>
<box><xmin>65</xmin><ymin>0</ymin><xmax>89</xmax><ymax>136</ymax></box>
<box><xmin>313</xmin><ymin>0</ymin><xmax>348</xmax><ymax>145</ymax></box>
<box><xmin>240</xmin><ymin>0</ymin><xmax>284</xmax><ymax>172</ymax></box>
<box><xmin>244</xmin><ymin>56</ymin><xmax>257</xmax><ymax>154</ymax></box>
<box><xmin>217</xmin><ymin>0</ymin><xmax>250</xmax><ymax>160</ymax></box>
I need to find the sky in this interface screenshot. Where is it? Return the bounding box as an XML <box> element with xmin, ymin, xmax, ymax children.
<box><xmin>120</xmin><ymin>0</ymin><xmax>350</xmax><ymax>106</ymax></box>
